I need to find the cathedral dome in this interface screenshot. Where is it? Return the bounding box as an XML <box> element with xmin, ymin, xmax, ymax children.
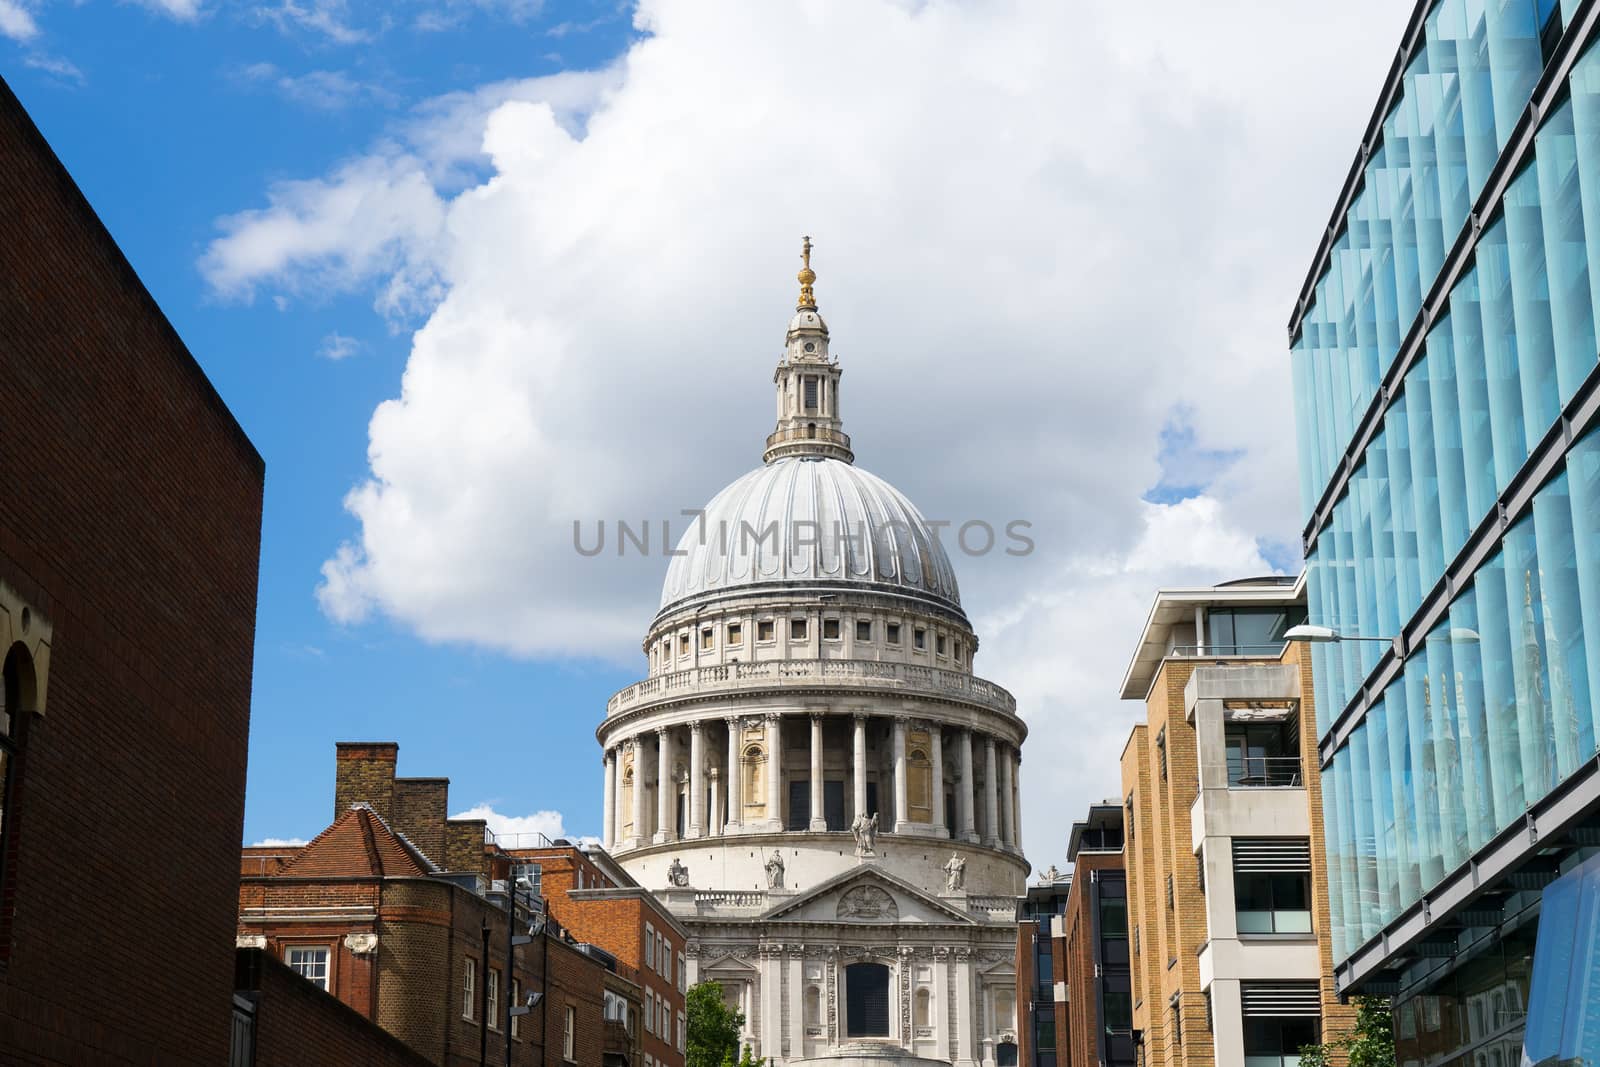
<box><xmin>657</xmin><ymin>456</ymin><xmax>963</xmax><ymax>615</ymax></box>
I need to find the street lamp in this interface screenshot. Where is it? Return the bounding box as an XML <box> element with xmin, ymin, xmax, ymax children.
<box><xmin>1284</xmin><ymin>624</ymin><xmax>1394</xmax><ymax>643</ymax></box>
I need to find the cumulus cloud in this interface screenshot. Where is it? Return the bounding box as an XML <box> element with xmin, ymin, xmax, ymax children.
<box><xmin>451</xmin><ymin>804</ymin><xmax>595</xmax><ymax>846</ymax></box>
<box><xmin>0</xmin><ymin>1</ymin><xmax>39</xmax><ymax>42</ymax></box>
<box><xmin>208</xmin><ymin>0</ymin><xmax>1410</xmax><ymax>864</ymax></box>
<box><xmin>248</xmin><ymin>836</ymin><xmax>309</xmax><ymax>847</ymax></box>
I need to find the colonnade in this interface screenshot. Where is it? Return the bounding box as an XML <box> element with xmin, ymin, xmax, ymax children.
<box><xmin>600</xmin><ymin>712</ymin><xmax>1023</xmax><ymax>854</ymax></box>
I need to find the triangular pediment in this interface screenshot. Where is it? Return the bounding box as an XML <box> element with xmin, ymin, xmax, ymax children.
<box><xmin>759</xmin><ymin>864</ymin><xmax>977</xmax><ymax>925</ymax></box>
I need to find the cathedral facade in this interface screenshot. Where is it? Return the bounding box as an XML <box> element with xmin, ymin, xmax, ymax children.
<box><xmin>596</xmin><ymin>242</ymin><xmax>1027</xmax><ymax>1067</ymax></box>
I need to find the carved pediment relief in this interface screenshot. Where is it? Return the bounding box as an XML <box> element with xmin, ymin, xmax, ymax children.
<box><xmin>836</xmin><ymin>885</ymin><xmax>899</xmax><ymax>922</ymax></box>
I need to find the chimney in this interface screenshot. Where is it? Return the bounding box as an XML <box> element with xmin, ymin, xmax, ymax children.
<box><xmin>334</xmin><ymin>742</ymin><xmax>398</xmax><ymax>823</ymax></box>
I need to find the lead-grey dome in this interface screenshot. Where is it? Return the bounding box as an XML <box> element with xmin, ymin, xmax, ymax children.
<box><xmin>658</xmin><ymin>456</ymin><xmax>963</xmax><ymax>615</ymax></box>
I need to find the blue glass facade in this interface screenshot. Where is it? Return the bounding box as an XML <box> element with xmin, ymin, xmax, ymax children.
<box><xmin>1291</xmin><ymin>0</ymin><xmax>1600</xmax><ymax>1058</ymax></box>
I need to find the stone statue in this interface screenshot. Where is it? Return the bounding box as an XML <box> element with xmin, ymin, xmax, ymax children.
<box><xmin>667</xmin><ymin>857</ymin><xmax>690</xmax><ymax>888</ymax></box>
<box><xmin>765</xmin><ymin>849</ymin><xmax>786</xmax><ymax>890</ymax></box>
<box><xmin>1038</xmin><ymin>864</ymin><xmax>1062</xmax><ymax>884</ymax></box>
<box><xmin>943</xmin><ymin>852</ymin><xmax>966</xmax><ymax>893</ymax></box>
<box><xmin>851</xmin><ymin>811</ymin><xmax>879</xmax><ymax>857</ymax></box>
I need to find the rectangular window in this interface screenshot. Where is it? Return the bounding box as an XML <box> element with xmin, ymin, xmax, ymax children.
<box><xmin>701</xmin><ymin>627</ymin><xmax>714</xmax><ymax>650</ymax></box>
<box><xmin>727</xmin><ymin>623</ymin><xmax>743</xmax><ymax>645</ymax></box>
<box><xmin>512</xmin><ymin>979</ymin><xmax>522</xmax><ymax>1039</ymax></box>
<box><xmin>1233</xmin><ymin>839</ymin><xmax>1313</xmax><ymax>934</ymax></box>
<box><xmin>856</xmin><ymin>619</ymin><xmax>872</xmax><ymax>642</ymax></box>
<box><xmin>679</xmin><ymin>634</ymin><xmax>689</xmax><ymax>655</ymax></box>
<box><xmin>1156</xmin><ymin>728</ymin><xmax>1167</xmax><ymax>780</ymax></box>
<box><xmin>953</xmin><ymin>640</ymin><xmax>962</xmax><ymax>663</ymax></box>
<box><xmin>886</xmin><ymin>622</ymin><xmax>902</xmax><ymax>645</ymax></box>
<box><xmin>804</xmin><ymin>377</ymin><xmax>818</xmax><ymax>411</ymax></box>
<box><xmin>285</xmin><ymin>946</ymin><xmax>330</xmax><ymax>991</ymax></box>
<box><xmin>1166</xmin><ymin>874</ymin><xmax>1174</xmax><ymax>911</ymax></box>
<box><xmin>645</xmin><ymin>923</ymin><xmax>656</xmax><ymax>968</ymax></box>
<box><xmin>679</xmin><ymin>953</ymin><xmax>687</xmax><ymax>993</ymax></box>
<box><xmin>1171</xmin><ymin>996</ymin><xmax>1182</xmax><ymax>1044</ymax></box>
<box><xmin>678</xmin><ymin>1011</ymin><xmax>687</xmax><ymax>1052</ymax></box>
<box><xmin>823</xmin><ymin>618</ymin><xmax>840</xmax><ymax>640</ymax></box>
<box><xmin>488</xmin><ymin>968</ymin><xmax>500</xmax><ymax>1030</ymax></box>
<box><xmin>913</xmin><ymin>627</ymin><xmax>926</xmax><ymax>650</ymax></box>
<box><xmin>789</xmin><ymin>778</ymin><xmax>811</xmax><ymax>830</ymax></box>
<box><xmin>758</xmin><ymin>620</ymin><xmax>775</xmax><ymax>642</ymax></box>
<box><xmin>666</xmin><ymin>942</ymin><xmax>673</xmax><ymax>982</ymax></box>
<box><xmin>1240</xmin><ymin>982</ymin><xmax>1320</xmax><ymax>1066</ymax></box>
<box><xmin>791</xmin><ymin>618</ymin><xmax>808</xmax><ymax>641</ymax></box>
<box><xmin>565</xmin><ymin>1005</ymin><xmax>576</xmax><ymax>1061</ymax></box>
<box><xmin>645</xmin><ymin>991</ymin><xmax>654</xmax><ymax>1034</ymax></box>
<box><xmin>936</xmin><ymin>634</ymin><xmax>946</xmax><ymax>655</ymax></box>
<box><xmin>463</xmin><ymin>957</ymin><xmax>477</xmax><ymax>1021</ymax></box>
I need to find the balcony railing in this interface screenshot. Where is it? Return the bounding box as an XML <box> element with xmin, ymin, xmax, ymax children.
<box><xmin>1228</xmin><ymin>756</ymin><xmax>1303</xmax><ymax>788</ymax></box>
<box><xmin>607</xmin><ymin>658</ymin><xmax>1017</xmax><ymax>718</ymax></box>
<box><xmin>1169</xmin><ymin>643</ymin><xmax>1290</xmax><ymax>659</ymax></box>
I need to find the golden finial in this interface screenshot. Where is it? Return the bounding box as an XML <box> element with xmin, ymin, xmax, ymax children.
<box><xmin>797</xmin><ymin>235</ymin><xmax>817</xmax><ymax>310</ymax></box>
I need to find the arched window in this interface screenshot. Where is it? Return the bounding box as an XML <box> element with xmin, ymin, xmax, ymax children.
<box><xmin>743</xmin><ymin>745</ymin><xmax>765</xmax><ymax>808</ymax></box>
<box><xmin>845</xmin><ymin>962</ymin><xmax>890</xmax><ymax>1038</ymax></box>
<box><xmin>914</xmin><ymin>987</ymin><xmax>932</xmax><ymax>1028</ymax></box>
<box><xmin>907</xmin><ymin>746</ymin><xmax>932</xmax><ymax>816</ymax></box>
<box><xmin>621</xmin><ymin>765</ymin><xmax>635</xmax><ymax>834</ymax></box>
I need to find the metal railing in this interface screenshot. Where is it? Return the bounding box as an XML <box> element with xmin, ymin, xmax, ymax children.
<box><xmin>1169</xmin><ymin>643</ymin><xmax>1290</xmax><ymax>659</ymax></box>
<box><xmin>608</xmin><ymin>658</ymin><xmax>1017</xmax><ymax>718</ymax></box>
<box><xmin>1228</xmin><ymin>755</ymin><xmax>1303</xmax><ymax>788</ymax></box>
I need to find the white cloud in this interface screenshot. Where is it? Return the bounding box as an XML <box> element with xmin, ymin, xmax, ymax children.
<box><xmin>23</xmin><ymin>52</ymin><xmax>82</xmax><ymax>83</ymax></box>
<box><xmin>450</xmin><ymin>804</ymin><xmax>594</xmax><ymax>846</ymax></box>
<box><xmin>235</xmin><ymin>62</ymin><xmax>399</xmax><ymax>111</ymax></box>
<box><xmin>130</xmin><ymin>0</ymin><xmax>204</xmax><ymax>20</ymax></box>
<box><xmin>248</xmin><ymin>836</ymin><xmax>309</xmax><ymax>847</ymax></box>
<box><xmin>0</xmin><ymin>1</ymin><xmax>39</xmax><ymax>42</ymax></box>
<box><xmin>318</xmin><ymin>332</ymin><xmax>362</xmax><ymax>360</ymax></box>
<box><xmin>209</xmin><ymin>0</ymin><xmax>1411</xmax><ymax>865</ymax></box>
<box><xmin>252</xmin><ymin>0</ymin><xmax>368</xmax><ymax>44</ymax></box>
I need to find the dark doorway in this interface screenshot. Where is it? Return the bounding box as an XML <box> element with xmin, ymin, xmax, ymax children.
<box><xmin>865</xmin><ymin>781</ymin><xmax>879</xmax><ymax>820</ymax></box>
<box><xmin>845</xmin><ymin>963</ymin><xmax>890</xmax><ymax>1037</ymax></box>
<box><xmin>997</xmin><ymin>1041</ymin><xmax>1018</xmax><ymax>1066</ymax></box>
<box><xmin>824</xmin><ymin>781</ymin><xmax>846</xmax><ymax>830</ymax></box>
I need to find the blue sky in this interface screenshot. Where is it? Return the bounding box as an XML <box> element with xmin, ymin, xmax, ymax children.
<box><xmin>3</xmin><ymin>0</ymin><xmax>643</xmax><ymax>845</ymax></box>
<box><xmin>1</xmin><ymin>0</ymin><xmax>1410</xmax><ymax>862</ymax></box>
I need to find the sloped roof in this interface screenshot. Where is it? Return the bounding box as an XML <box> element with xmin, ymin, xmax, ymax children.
<box><xmin>278</xmin><ymin>804</ymin><xmax>432</xmax><ymax>879</ymax></box>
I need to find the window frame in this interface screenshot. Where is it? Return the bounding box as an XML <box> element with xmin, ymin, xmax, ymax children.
<box><xmin>463</xmin><ymin>956</ymin><xmax>478</xmax><ymax>1021</ymax></box>
<box><xmin>285</xmin><ymin>944</ymin><xmax>331</xmax><ymax>991</ymax></box>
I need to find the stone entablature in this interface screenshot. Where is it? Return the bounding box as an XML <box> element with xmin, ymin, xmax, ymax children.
<box><xmin>608</xmin><ymin>659</ymin><xmax>1018</xmax><ymax>721</ymax></box>
<box><xmin>644</xmin><ymin>590</ymin><xmax>978</xmax><ymax>678</ymax></box>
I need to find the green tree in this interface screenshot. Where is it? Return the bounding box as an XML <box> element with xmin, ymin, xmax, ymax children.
<box><xmin>1297</xmin><ymin>996</ymin><xmax>1397</xmax><ymax>1067</ymax></box>
<box><xmin>686</xmin><ymin>981</ymin><xmax>749</xmax><ymax>1067</ymax></box>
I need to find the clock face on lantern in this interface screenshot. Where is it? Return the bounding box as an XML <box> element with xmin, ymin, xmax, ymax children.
<box><xmin>804</xmin><ymin>342</ymin><xmax>816</xmax><ymax>353</ymax></box>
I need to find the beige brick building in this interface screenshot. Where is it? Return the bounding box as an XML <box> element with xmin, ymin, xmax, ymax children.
<box><xmin>1117</xmin><ymin>577</ymin><xmax>1351</xmax><ymax>1067</ymax></box>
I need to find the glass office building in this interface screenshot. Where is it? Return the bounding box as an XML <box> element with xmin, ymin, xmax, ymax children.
<box><xmin>1290</xmin><ymin>0</ymin><xmax>1600</xmax><ymax>1060</ymax></box>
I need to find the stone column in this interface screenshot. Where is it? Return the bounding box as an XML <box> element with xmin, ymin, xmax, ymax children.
<box><xmin>726</xmin><ymin>717</ymin><xmax>744</xmax><ymax>833</ymax></box>
<box><xmin>602</xmin><ymin>748</ymin><xmax>616</xmax><ymax>851</ymax></box>
<box><xmin>630</xmin><ymin>738</ymin><xmax>646</xmax><ymax>847</ymax></box>
<box><xmin>959</xmin><ymin>729</ymin><xmax>977</xmax><ymax>843</ymax></box>
<box><xmin>931</xmin><ymin>726</ymin><xmax>946</xmax><ymax>836</ymax></box>
<box><xmin>934</xmin><ymin>949</ymin><xmax>952</xmax><ymax>1062</ymax></box>
<box><xmin>654</xmin><ymin>727</ymin><xmax>673</xmax><ymax>844</ymax></box>
<box><xmin>689</xmin><ymin>722</ymin><xmax>706</xmax><ymax>839</ymax></box>
<box><xmin>983</xmin><ymin>736</ymin><xmax>1000</xmax><ymax>848</ymax></box>
<box><xmin>954</xmin><ymin>949</ymin><xmax>976</xmax><ymax>1067</ymax></box>
<box><xmin>709</xmin><ymin>769</ymin><xmax>722</xmax><ymax>837</ymax></box>
<box><xmin>765</xmin><ymin>713</ymin><xmax>784</xmax><ymax>831</ymax></box>
<box><xmin>852</xmin><ymin>714</ymin><xmax>868</xmax><ymax>820</ymax></box>
<box><xmin>809</xmin><ymin>713</ymin><xmax>827</xmax><ymax>831</ymax></box>
<box><xmin>1012</xmin><ymin>751</ymin><xmax>1023</xmax><ymax>851</ymax></box>
<box><xmin>893</xmin><ymin>717</ymin><xmax>909</xmax><ymax>834</ymax></box>
<box><xmin>1000</xmin><ymin>743</ymin><xmax>1016</xmax><ymax>850</ymax></box>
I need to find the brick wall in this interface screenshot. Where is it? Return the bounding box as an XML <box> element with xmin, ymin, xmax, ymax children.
<box><xmin>337</xmin><ymin>743</ymin><xmax>400</xmax><ymax>823</ymax></box>
<box><xmin>0</xmin><ymin>75</ymin><xmax>264</xmax><ymax>1065</ymax></box>
<box><xmin>239</xmin><ymin>948</ymin><xmax>434</xmax><ymax>1067</ymax></box>
<box><xmin>394</xmin><ymin>778</ymin><xmax>449</xmax><ymax>862</ymax></box>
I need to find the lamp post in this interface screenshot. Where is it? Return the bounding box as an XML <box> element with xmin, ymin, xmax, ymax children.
<box><xmin>1284</xmin><ymin>623</ymin><xmax>1403</xmax><ymax>659</ymax></box>
<box><xmin>505</xmin><ymin>868</ymin><xmax>546</xmax><ymax>1067</ymax></box>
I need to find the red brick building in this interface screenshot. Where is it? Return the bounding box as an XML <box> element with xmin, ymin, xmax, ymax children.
<box><xmin>507</xmin><ymin>844</ymin><xmax>688</xmax><ymax>1067</ymax></box>
<box><xmin>1060</xmin><ymin>805</ymin><xmax>1132</xmax><ymax>1067</ymax></box>
<box><xmin>0</xmin><ymin>75</ymin><xmax>266</xmax><ymax>1064</ymax></box>
<box><xmin>239</xmin><ymin>742</ymin><xmax>653</xmax><ymax>1067</ymax></box>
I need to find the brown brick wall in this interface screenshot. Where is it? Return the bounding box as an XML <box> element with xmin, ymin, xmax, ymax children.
<box><xmin>394</xmin><ymin>778</ymin><xmax>450</xmax><ymax>863</ymax></box>
<box><xmin>0</xmin><ymin>76</ymin><xmax>264</xmax><ymax>1065</ymax></box>
<box><xmin>337</xmin><ymin>742</ymin><xmax>400</xmax><ymax>824</ymax></box>
<box><xmin>241</xmin><ymin>948</ymin><xmax>435</xmax><ymax>1067</ymax></box>
<box><xmin>1063</xmin><ymin>850</ymin><xmax>1125</xmax><ymax>1067</ymax></box>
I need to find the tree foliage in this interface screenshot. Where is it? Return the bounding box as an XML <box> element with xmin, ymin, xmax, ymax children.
<box><xmin>686</xmin><ymin>981</ymin><xmax>760</xmax><ymax>1067</ymax></box>
<box><xmin>1297</xmin><ymin>996</ymin><xmax>1397</xmax><ymax>1067</ymax></box>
